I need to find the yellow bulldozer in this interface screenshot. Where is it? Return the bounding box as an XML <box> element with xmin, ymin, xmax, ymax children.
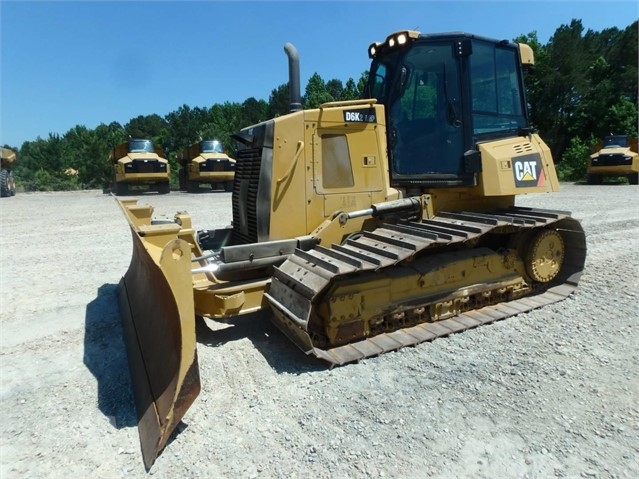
<box><xmin>587</xmin><ymin>135</ymin><xmax>638</xmax><ymax>185</ymax></box>
<box><xmin>178</xmin><ymin>139</ymin><xmax>236</xmax><ymax>192</ymax></box>
<box><xmin>116</xmin><ymin>31</ymin><xmax>587</xmax><ymax>468</ymax></box>
<box><xmin>1</xmin><ymin>147</ymin><xmax>17</xmax><ymax>197</ymax></box>
<box><xmin>110</xmin><ymin>138</ymin><xmax>170</xmax><ymax>195</ymax></box>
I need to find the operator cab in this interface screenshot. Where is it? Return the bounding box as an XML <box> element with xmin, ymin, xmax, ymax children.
<box><xmin>200</xmin><ymin>140</ymin><xmax>225</xmax><ymax>153</ymax></box>
<box><xmin>365</xmin><ymin>31</ymin><xmax>531</xmax><ymax>187</ymax></box>
<box><xmin>602</xmin><ymin>135</ymin><xmax>631</xmax><ymax>148</ymax></box>
<box><xmin>129</xmin><ymin>139</ymin><xmax>155</xmax><ymax>154</ymax></box>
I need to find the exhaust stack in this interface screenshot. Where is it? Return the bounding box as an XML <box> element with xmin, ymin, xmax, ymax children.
<box><xmin>284</xmin><ymin>43</ymin><xmax>302</xmax><ymax>113</ymax></box>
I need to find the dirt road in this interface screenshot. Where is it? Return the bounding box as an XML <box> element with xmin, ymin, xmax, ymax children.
<box><xmin>1</xmin><ymin>185</ymin><xmax>637</xmax><ymax>479</ymax></box>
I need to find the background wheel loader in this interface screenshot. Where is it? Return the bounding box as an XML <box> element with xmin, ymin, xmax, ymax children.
<box><xmin>587</xmin><ymin>135</ymin><xmax>638</xmax><ymax>185</ymax></box>
<box><xmin>178</xmin><ymin>140</ymin><xmax>236</xmax><ymax>193</ymax></box>
<box><xmin>1</xmin><ymin>147</ymin><xmax>17</xmax><ymax>197</ymax></box>
<box><xmin>110</xmin><ymin>138</ymin><xmax>170</xmax><ymax>195</ymax></box>
<box><xmin>116</xmin><ymin>30</ymin><xmax>587</xmax><ymax>468</ymax></box>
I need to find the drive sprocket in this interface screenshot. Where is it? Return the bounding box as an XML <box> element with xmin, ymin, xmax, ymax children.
<box><xmin>525</xmin><ymin>229</ymin><xmax>565</xmax><ymax>283</ymax></box>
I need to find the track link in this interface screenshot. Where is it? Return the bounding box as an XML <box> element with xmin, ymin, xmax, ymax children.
<box><xmin>265</xmin><ymin>207</ymin><xmax>587</xmax><ymax>365</ymax></box>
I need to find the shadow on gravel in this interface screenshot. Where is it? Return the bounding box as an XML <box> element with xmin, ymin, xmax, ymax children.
<box><xmin>195</xmin><ymin>310</ymin><xmax>324</xmax><ymax>375</ymax></box>
<box><xmin>83</xmin><ymin>283</ymin><xmax>137</xmax><ymax>429</ymax></box>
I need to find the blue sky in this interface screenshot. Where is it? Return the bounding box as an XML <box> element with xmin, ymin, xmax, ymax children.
<box><xmin>1</xmin><ymin>1</ymin><xmax>637</xmax><ymax>148</ymax></box>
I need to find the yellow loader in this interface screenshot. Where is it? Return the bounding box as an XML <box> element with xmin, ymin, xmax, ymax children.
<box><xmin>116</xmin><ymin>31</ymin><xmax>587</xmax><ymax>468</ymax></box>
<box><xmin>110</xmin><ymin>139</ymin><xmax>170</xmax><ymax>195</ymax></box>
<box><xmin>1</xmin><ymin>147</ymin><xmax>17</xmax><ymax>197</ymax></box>
<box><xmin>178</xmin><ymin>140</ymin><xmax>236</xmax><ymax>192</ymax></box>
<box><xmin>587</xmin><ymin>135</ymin><xmax>638</xmax><ymax>185</ymax></box>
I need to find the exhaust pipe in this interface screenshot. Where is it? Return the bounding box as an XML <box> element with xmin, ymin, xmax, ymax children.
<box><xmin>284</xmin><ymin>43</ymin><xmax>302</xmax><ymax>113</ymax></box>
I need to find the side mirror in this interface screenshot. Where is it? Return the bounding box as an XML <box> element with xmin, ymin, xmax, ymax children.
<box><xmin>463</xmin><ymin>150</ymin><xmax>482</xmax><ymax>174</ymax></box>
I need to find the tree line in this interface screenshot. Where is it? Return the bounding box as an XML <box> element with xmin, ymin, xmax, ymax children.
<box><xmin>4</xmin><ymin>19</ymin><xmax>637</xmax><ymax>191</ymax></box>
<box><xmin>516</xmin><ymin>19</ymin><xmax>637</xmax><ymax>180</ymax></box>
<box><xmin>5</xmin><ymin>72</ymin><xmax>367</xmax><ymax>191</ymax></box>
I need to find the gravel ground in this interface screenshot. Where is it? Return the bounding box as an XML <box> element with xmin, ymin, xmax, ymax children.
<box><xmin>1</xmin><ymin>184</ymin><xmax>637</xmax><ymax>479</ymax></box>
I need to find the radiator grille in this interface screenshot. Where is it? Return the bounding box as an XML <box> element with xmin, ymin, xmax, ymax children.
<box><xmin>232</xmin><ymin>147</ymin><xmax>262</xmax><ymax>244</ymax></box>
<box><xmin>130</xmin><ymin>159</ymin><xmax>165</xmax><ymax>173</ymax></box>
<box><xmin>594</xmin><ymin>153</ymin><xmax>631</xmax><ymax>166</ymax></box>
<box><xmin>201</xmin><ymin>159</ymin><xmax>231</xmax><ymax>172</ymax></box>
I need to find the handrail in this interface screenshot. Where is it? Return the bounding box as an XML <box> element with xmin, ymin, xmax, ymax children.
<box><xmin>277</xmin><ymin>141</ymin><xmax>304</xmax><ymax>185</ymax></box>
<box><xmin>319</xmin><ymin>98</ymin><xmax>378</xmax><ymax>109</ymax></box>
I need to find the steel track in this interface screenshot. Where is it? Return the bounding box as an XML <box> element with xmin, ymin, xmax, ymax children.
<box><xmin>265</xmin><ymin>206</ymin><xmax>587</xmax><ymax>365</ymax></box>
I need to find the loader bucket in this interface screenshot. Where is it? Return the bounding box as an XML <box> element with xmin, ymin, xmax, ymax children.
<box><xmin>117</xmin><ymin>202</ymin><xmax>200</xmax><ymax>469</ymax></box>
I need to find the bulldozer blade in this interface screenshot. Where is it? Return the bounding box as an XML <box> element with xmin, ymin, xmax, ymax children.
<box><xmin>118</xmin><ymin>230</ymin><xmax>200</xmax><ymax>469</ymax></box>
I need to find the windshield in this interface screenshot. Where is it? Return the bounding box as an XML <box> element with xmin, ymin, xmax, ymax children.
<box><xmin>200</xmin><ymin>140</ymin><xmax>224</xmax><ymax>153</ymax></box>
<box><xmin>469</xmin><ymin>41</ymin><xmax>527</xmax><ymax>135</ymax></box>
<box><xmin>129</xmin><ymin>139</ymin><xmax>154</xmax><ymax>153</ymax></box>
<box><xmin>372</xmin><ymin>42</ymin><xmax>465</xmax><ymax>177</ymax></box>
<box><xmin>365</xmin><ymin>35</ymin><xmax>529</xmax><ymax>185</ymax></box>
<box><xmin>367</xmin><ymin>61</ymin><xmax>390</xmax><ymax>102</ymax></box>
<box><xmin>603</xmin><ymin>136</ymin><xmax>630</xmax><ymax>148</ymax></box>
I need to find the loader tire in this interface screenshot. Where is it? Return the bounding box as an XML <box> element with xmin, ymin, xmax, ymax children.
<box><xmin>115</xmin><ymin>182</ymin><xmax>129</xmax><ymax>196</ymax></box>
<box><xmin>0</xmin><ymin>169</ymin><xmax>10</xmax><ymax>198</ymax></box>
<box><xmin>178</xmin><ymin>168</ymin><xmax>187</xmax><ymax>191</ymax></box>
<box><xmin>587</xmin><ymin>174</ymin><xmax>602</xmax><ymax>185</ymax></box>
<box><xmin>628</xmin><ymin>173</ymin><xmax>638</xmax><ymax>185</ymax></box>
<box><xmin>157</xmin><ymin>182</ymin><xmax>170</xmax><ymax>195</ymax></box>
<box><xmin>187</xmin><ymin>180</ymin><xmax>199</xmax><ymax>193</ymax></box>
<box><xmin>8</xmin><ymin>171</ymin><xmax>15</xmax><ymax>196</ymax></box>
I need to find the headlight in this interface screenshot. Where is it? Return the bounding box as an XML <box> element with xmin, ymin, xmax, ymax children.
<box><xmin>369</xmin><ymin>31</ymin><xmax>418</xmax><ymax>58</ymax></box>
